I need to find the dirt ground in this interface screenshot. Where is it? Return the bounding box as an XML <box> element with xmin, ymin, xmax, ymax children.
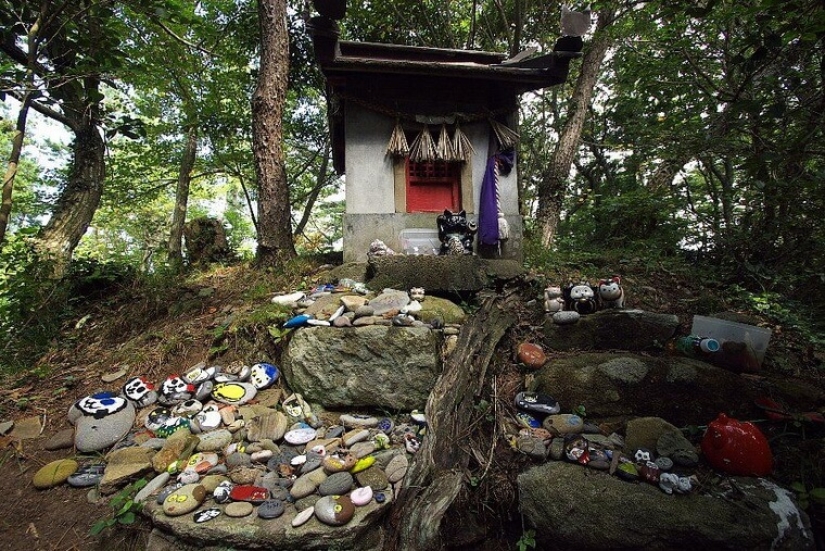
<box><xmin>1</xmin><ymin>260</ymin><xmax>824</xmax><ymax>550</ymax></box>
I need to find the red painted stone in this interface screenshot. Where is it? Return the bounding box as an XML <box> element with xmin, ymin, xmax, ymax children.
<box><xmin>700</xmin><ymin>413</ymin><xmax>773</xmax><ymax>476</ymax></box>
<box><xmin>517</xmin><ymin>342</ymin><xmax>546</xmax><ymax>369</ymax></box>
<box><xmin>229</xmin><ymin>485</ymin><xmax>270</xmax><ymax>504</ymax></box>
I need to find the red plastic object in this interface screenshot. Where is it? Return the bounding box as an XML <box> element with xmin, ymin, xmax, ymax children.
<box><xmin>229</xmin><ymin>485</ymin><xmax>270</xmax><ymax>503</ymax></box>
<box><xmin>701</xmin><ymin>413</ymin><xmax>773</xmax><ymax>476</ymax></box>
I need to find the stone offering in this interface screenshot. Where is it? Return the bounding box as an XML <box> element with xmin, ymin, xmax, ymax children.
<box><xmin>249</xmin><ymin>362</ymin><xmax>280</xmax><ymax>390</ymax></box>
<box><xmin>69</xmin><ymin>391</ymin><xmax>129</xmax><ymax>424</ymax></box>
<box><xmin>67</xmin><ymin>463</ymin><xmax>106</xmax><ymax>488</ymax></box>
<box><xmin>354</xmin><ymin>465</ymin><xmax>389</xmax><ymax>491</ymax></box>
<box><xmin>211</xmin><ymin>382</ymin><xmax>257</xmax><ymax>405</ymax></box>
<box><xmin>74</xmin><ymin>397</ymin><xmax>136</xmax><ymax>453</ymax></box>
<box><xmin>229</xmin><ymin>484</ymin><xmax>269</xmax><ymax>504</ymax></box>
<box><xmin>314</xmin><ymin>495</ymin><xmax>355</xmax><ymax>526</ymax></box>
<box><xmin>196</xmin><ymin>429</ymin><xmax>233</xmax><ymax>452</ymax></box>
<box><xmin>350</xmin><ymin>486</ymin><xmax>374</xmax><ymax>506</ymax></box>
<box><xmin>162</xmin><ymin>483</ymin><xmax>207</xmax><ymax>516</ymax></box>
<box><xmin>258</xmin><ymin>499</ymin><xmax>286</xmax><ymax>519</ymax></box>
<box><xmin>291</xmin><ymin>506</ymin><xmax>315</xmax><ymax>527</ymax></box>
<box><xmin>122</xmin><ymin>376</ymin><xmax>158</xmax><ymax>408</ymax></box>
<box><xmin>542</xmin><ymin>414</ymin><xmax>584</xmax><ymax>436</ymax></box>
<box><xmin>225</xmin><ymin>501</ymin><xmax>254</xmax><ymax>517</ymax></box>
<box><xmin>517</xmin><ymin>342</ymin><xmax>547</xmax><ymax>369</ymax></box>
<box><xmin>285</xmin><ymin>427</ymin><xmax>317</xmax><ymax>445</ymax></box>
<box><xmin>385</xmin><ymin>454</ymin><xmax>409</xmax><ymax>484</ymax></box>
<box><xmin>159</xmin><ymin>375</ymin><xmax>196</xmax><ymax>406</ymax></box>
<box><xmin>193</xmin><ymin>508</ymin><xmax>222</xmax><ymax>523</ymax></box>
<box><xmin>44</xmin><ymin>428</ymin><xmax>75</xmax><ymax>451</ymax></box>
<box><xmin>33</xmin><ymin>459</ymin><xmax>79</xmax><ymax>489</ymax></box>
<box><xmin>318</xmin><ymin>472</ymin><xmax>354</xmax><ymax>496</ymax></box>
<box><xmin>182</xmin><ymin>363</ymin><xmax>219</xmax><ymax>385</ymax></box>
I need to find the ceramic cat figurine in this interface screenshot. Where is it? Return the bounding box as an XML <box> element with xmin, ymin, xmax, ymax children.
<box><xmin>598</xmin><ymin>276</ymin><xmax>625</xmax><ymax>309</ymax></box>
<box><xmin>544</xmin><ymin>285</ymin><xmax>565</xmax><ymax>313</ymax></box>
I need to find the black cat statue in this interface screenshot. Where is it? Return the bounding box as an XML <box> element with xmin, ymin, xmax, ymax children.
<box><xmin>436</xmin><ymin>209</ymin><xmax>477</xmax><ymax>255</ymax></box>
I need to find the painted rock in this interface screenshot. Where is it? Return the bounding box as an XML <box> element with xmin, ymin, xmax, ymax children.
<box><xmin>121</xmin><ymin>376</ymin><xmax>158</xmax><ymax>408</ymax></box>
<box><xmin>193</xmin><ymin>508</ymin><xmax>222</xmax><ymax>523</ymax></box>
<box><xmin>194</xmin><ymin>380</ymin><xmax>214</xmax><ymax>402</ymax></box>
<box><xmin>284</xmin><ymin>314</ymin><xmax>313</xmax><ymax>328</ymax></box>
<box><xmin>314</xmin><ymin>495</ymin><xmax>355</xmax><ymax>526</ymax></box>
<box><xmin>182</xmin><ymin>363</ymin><xmax>220</xmax><ymax>386</ymax></box>
<box><xmin>323</xmin><ymin>453</ymin><xmax>356</xmax><ymax>473</ymax></box>
<box><xmin>162</xmin><ymin>483</ymin><xmax>207</xmax><ymax>516</ymax></box>
<box><xmin>517</xmin><ymin>342</ymin><xmax>547</xmax><ymax>369</ymax></box>
<box><xmin>211</xmin><ymin>382</ymin><xmax>257</xmax><ymax>405</ymax></box>
<box><xmin>153</xmin><ymin>415</ymin><xmax>190</xmax><ymax>439</ymax></box>
<box><xmin>156</xmin><ymin>482</ymin><xmax>184</xmax><ymax>505</ymax></box>
<box><xmin>542</xmin><ymin>414</ymin><xmax>584</xmax><ymax>436</ymax></box>
<box><xmin>33</xmin><ymin>459</ymin><xmax>79</xmax><ymax>489</ymax></box>
<box><xmin>177</xmin><ymin>470</ymin><xmax>200</xmax><ymax>484</ymax></box>
<box><xmin>700</xmin><ymin>413</ymin><xmax>773</xmax><ymax>476</ymax></box>
<box><xmin>191</xmin><ymin>407</ymin><xmax>222</xmax><ymax>433</ymax></box>
<box><xmin>213</xmin><ymin>480</ymin><xmax>234</xmax><ymax>503</ymax></box>
<box><xmin>73</xmin><ymin>396</ymin><xmax>136</xmax><ymax>453</ymax></box>
<box><xmin>187</xmin><ymin>452</ymin><xmax>219</xmax><ymax>474</ymax></box>
<box><xmin>351</xmin><ymin>456</ymin><xmax>375</xmax><ymax>474</ymax></box>
<box><xmin>225</xmin><ymin>501</ymin><xmax>254</xmax><ymax>517</ymax></box>
<box><xmin>271</xmin><ymin>291</ymin><xmax>306</xmax><ymax>305</ymax></box>
<box><xmin>158</xmin><ymin>375</ymin><xmax>196</xmax><ymax>406</ymax></box>
<box><xmin>285</xmin><ymin>427</ymin><xmax>318</xmax><ymax>445</ymax></box>
<box><xmin>67</xmin><ymin>463</ymin><xmax>106</xmax><ymax>488</ymax></box>
<box><xmin>258</xmin><ymin>499</ymin><xmax>286</xmax><ymax>519</ymax></box>
<box><xmin>350</xmin><ymin>486</ymin><xmax>374</xmax><ymax>506</ymax></box>
<box><xmin>172</xmin><ymin>399</ymin><xmax>203</xmax><ymax>417</ymax></box>
<box><xmin>229</xmin><ymin>484</ymin><xmax>270</xmax><ymax>504</ymax></box>
<box><xmin>516</xmin><ymin>412</ymin><xmax>542</xmax><ymax>429</ymax></box>
<box><xmin>249</xmin><ymin>362</ymin><xmax>280</xmax><ymax>390</ymax></box>
<box><xmin>291</xmin><ymin>506</ymin><xmax>315</xmax><ymax>527</ymax></box>
<box><xmin>350</xmin><ymin>441</ymin><xmax>376</xmax><ymax>459</ymax></box>
<box><xmin>318</xmin><ymin>472</ymin><xmax>354</xmax><ymax>496</ymax></box>
<box><xmin>68</xmin><ymin>391</ymin><xmax>130</xmax><ymax>424</ymax></box>
<box><xmin>515</xmin><ymin>391</ymin><xmax>560</xmax><ymax>415</ymax></box>
<box><xmin>224</xmin><ymin>361</ymin><xmax>252</xmax><ymax>381</ymax></box>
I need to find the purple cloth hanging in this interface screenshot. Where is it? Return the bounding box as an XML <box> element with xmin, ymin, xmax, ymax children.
<box><xmin>478</xmin><ymin>150</ymin><xmax>516</xmax><ymax>246</ymax></box>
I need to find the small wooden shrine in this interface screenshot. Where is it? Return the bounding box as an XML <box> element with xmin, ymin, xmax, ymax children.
<box><xmin>307</xmin><ymin>2</ymin><xmax>578</xmax><ymax>262</ymax></box>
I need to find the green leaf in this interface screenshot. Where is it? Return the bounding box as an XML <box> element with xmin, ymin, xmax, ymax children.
<box><xmin>118</xmin><ymin>511</ymin><xmax>136</xmax><ymax>525</ymax></box>
<box><xmin>89</xmin><ymin>520</ymin><xmax>108</xmax><ymax>536</ymax></box>
<box><xmin>808</xmin><ymin>487</ymin><xmax>825</xmax><ymax>505</ymax></box>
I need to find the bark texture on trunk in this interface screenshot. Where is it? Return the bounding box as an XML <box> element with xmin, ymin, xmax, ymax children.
<box><xmin>536</xmin><ymin>10</ymin><xmax>614</xmax><ymax>248</ymax></box>
<box><xmin>36</xmin><ymin>122</ymin><xmax>105</xmax><ymax>276</ymax></box>
<box><xmin>167</xmin><ymin>126</ymin><xmax>198</xmax><ymax>269</ymax></box>
<box><xmin>252</xmin><ymin>0</ymin><xmax>296</xmax><ymax>266</ymax></box>
<box><xmin>0</xmin><ymin>95</ymin><xmax>31</xmax><ymax>244</ymax></box>
<box><xmin>387</xmin><ymin>289</ymin><xmax>519</xmax><ymax>551</ymax></box>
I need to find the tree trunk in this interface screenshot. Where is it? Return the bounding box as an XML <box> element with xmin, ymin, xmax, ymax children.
<box><xmin>536</xmin><ymin>10</ymin><xmax>614</xmax><ymax>248</ymax></box>
<box><xmin>293</xmin><ymin>140</ymin><xmax>331</xmax><ymax>237</ymax></box>
<box><xmin>252</xmin><ymin>0</ymin><xmax>296</xmax><ymax>266</ymax></box>
<box><xmin>0</xmin><ymin>94</ymin><xmax>32</xmax><ymax>244</ymax></box>
<box><xmin>36</xmin><ymin>121</ymin><xmax>105</xmax><ymax>276</ymax></box>
<box><xmin>386</xmin><ymin>289</ymin><xmax>519</xmax><ymax>551</ymax></box>
<box><xmin>167</xmin><ymin>125</ymin><xmax>198</xmax><ymax>269</ymax></box>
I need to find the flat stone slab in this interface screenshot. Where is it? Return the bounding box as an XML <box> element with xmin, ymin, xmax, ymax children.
<box><xmin>543</xmin><ymin>309</ymin><xmax>679</xmax><ymax>351</ymax></box>
<box><xmin>144</xmin><ymin>489</ymin><xmax>392</xmax><ymax>551</ymax></box>
<box><xmin>9</xmin><ymin>416</ymin><xmax>42</xmax><ymax>440</ymax></box>
<box><xmin>366</xmin><ymin>256</ymin><xmax>524</xmax><ymax>295</ymax></box>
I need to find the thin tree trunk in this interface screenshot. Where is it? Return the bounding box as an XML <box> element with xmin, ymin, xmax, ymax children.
<box><xmin>252</xmin><ymin>0</ymin><xmax>296</xmax><ymax>266</ymax></box>
<box><xmin>536</xmin><ymin>10</ymin><xmax>614</xmax><ymax>248</ymax></box>
<box><xmin>36</xmin><ymin>121</ymin><xmax>105</xmax><ymax>276</ymax></box>
<box><xmin>167</xmin><ymin>125</ymin><xmax>198</xmax><ymax>269</ymax></box>
<box><xmin>293</xmin><ymin>139</ymin><xmax>330</xmax><ymax>237</ymax></box>
<box><xmin>387</xmin><ymin>289</ymin><xmax>519</xmax><ymax>551</ymax></box>
<box><xmin>0</xmin><ymin>94</ymin><xmax>32</xmax><ymax>244</ymax></box>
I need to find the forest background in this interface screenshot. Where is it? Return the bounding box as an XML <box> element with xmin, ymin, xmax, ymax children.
<box><xmin>1</xmin><ymin>0</ymin><xmax>824</xmax><ymax>373</ymax></box>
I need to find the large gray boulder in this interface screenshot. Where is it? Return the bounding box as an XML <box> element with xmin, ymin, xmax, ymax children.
<box><xmin>543</xmin><ymin>309</ymin><xmax>679</xmax><ymax>351</ymax></box>
<box><xmin>518</xmin><ymin>462</ymin><xmax>813</xmax><ymax>550</ymax></box>
<box><xmin>532</xmin><ymin>352</ymin><xmax>761</xmax><ymax>427</ymax></box>
<box><xmin>282</xmin><ymin>326</ymin><xmax>441</xmax><ymax>409</ymax></box>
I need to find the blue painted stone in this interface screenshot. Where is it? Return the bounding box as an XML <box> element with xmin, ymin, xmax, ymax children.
<box><xmin>283</xmin><ymin>314</ymin><xmax>312</xmax><ymax>328</ymax></box>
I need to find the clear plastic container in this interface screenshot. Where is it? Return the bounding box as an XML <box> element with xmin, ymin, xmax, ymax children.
<box><xmin>691</xmin><ymin>315</ymin><xmax>772</xmax><ymax>372</ymax></box>
<box><xmin>399</xmin><ymin>228</ymin><xmax>440</xmax><ymax>255</ymax></box>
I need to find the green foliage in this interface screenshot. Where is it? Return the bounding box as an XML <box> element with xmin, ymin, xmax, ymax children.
<box><xmin>516</xmin><ymin>528</ymin><xmax>537</xmax><ymax>551</ymax></box>
<box><xmin>0</xmin><ymin>234</ymin><xmax>67</xmax><ymax>373</ymax></box>
<box><xmin>89</xmin><ymin>478</ymin><xmax>148</xmax><ymax>536</ymax></box>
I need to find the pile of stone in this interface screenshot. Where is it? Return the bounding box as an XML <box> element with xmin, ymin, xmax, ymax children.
<box><xmin>35</xmin><ymin>358</ymin><xmax>428</xmax><ymax>530</ymax></box>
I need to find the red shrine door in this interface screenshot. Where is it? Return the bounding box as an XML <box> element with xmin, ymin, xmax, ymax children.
<box><xmin>405</xmin><ymin>160</ymin><xmax>461</xmax><ymax>212</ymax></box>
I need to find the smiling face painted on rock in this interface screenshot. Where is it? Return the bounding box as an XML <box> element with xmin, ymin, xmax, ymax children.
<box><xmin>75</xmin><ymin>392</ymin><xmax>128</xmax><ymax>419</ymax></box>
<box><xmin>161</xmin><ymin>375</ymin><xmax>195</xmax><ymax>398</ymax></box>
<box><xmin>249</xmin><ymin>362</ymin><xmax>279</xmax><ymax>389</ymax></box>
<box><xmin>122</xmin><ymin>376</ymin><xmax>155</xmax><ymax>403</ymax></box>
